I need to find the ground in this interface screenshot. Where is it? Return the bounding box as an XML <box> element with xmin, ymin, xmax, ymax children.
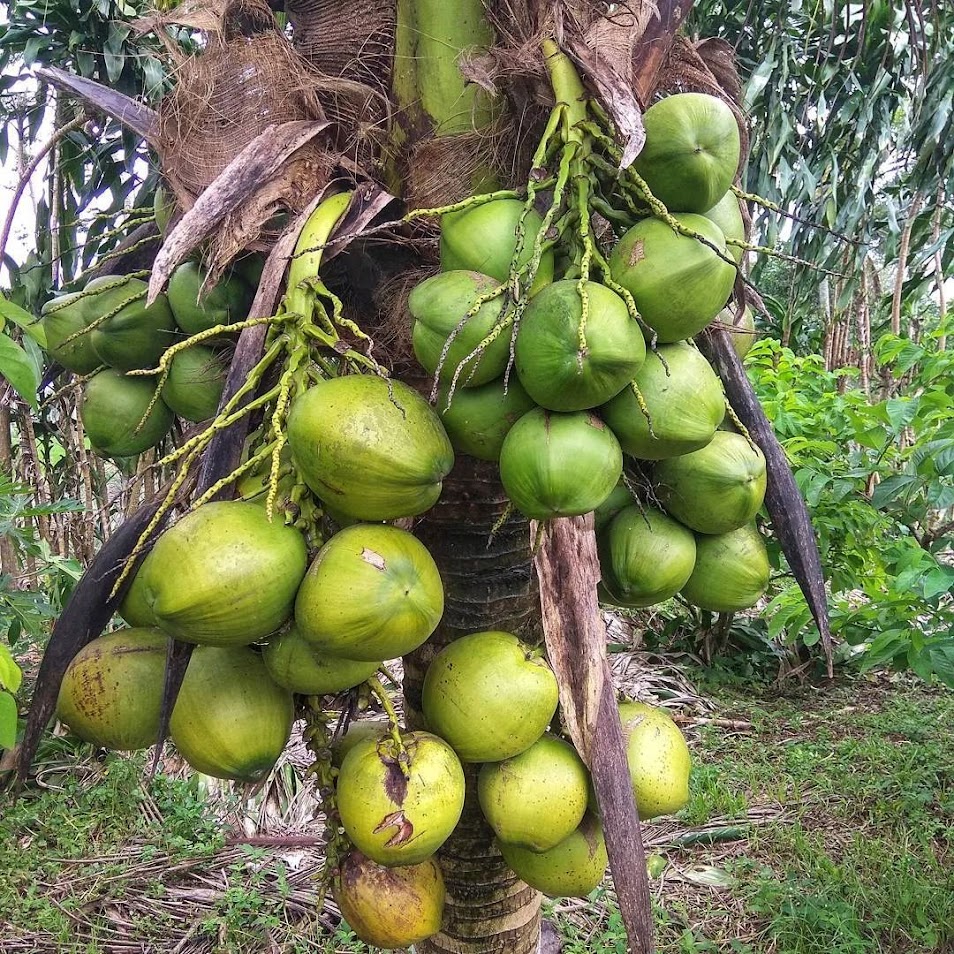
<box><xmin>2</xmin><ymin>666</ymin><xmax>952</xmax><ymax>953</ymax></box>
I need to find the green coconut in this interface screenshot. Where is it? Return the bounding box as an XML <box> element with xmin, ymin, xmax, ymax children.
<box><xmin>702</xmin><ymin>191</ymin><xmax>745</xmax><ymax>262</ymax></box>
<box><xmin>56</xmin><ymin>628</ymin><xmax>167</xmax><ymax>751</ymax></box>
<box><xmin>499</xmin><ymin>814</ymin><xmax>607</xmax><ymax>899</ymax></box>
<box><xmin>263</xmin><ymin>624</ymin><xmax>380</xmax><ymax>695</ymax></box>
<box><xmin>167</xmin><ymin>261</ymin><xmax>253</xmax><ymax>335</ymax></box>
<box><xmin>598</xmin><ymin>506</ymin><xmax>697</xmax><ymax>608</ymax></box>
<box><xmin>41</xmin><ymin>275</ymin><xmax>144</xmax><ymax>374</ymax></box>
<box><xmin>118</xmin><ymin>565</ymin><xmax>158</xmax><ymax>628</ymax></box>
<box><xmin>680</xmin><ymin>523</ymin><xmax>771</xmax><ymax>612</ymax></box>
<box><xmin>499</xmin><ymin>409</ymin><xmax>622</xmax><ymax>519</ymax></box>
<box><xmin>140</xmin><ymin>501</ymin><xmax>308</xmax><ymax>646</ymax></box>
<box><xmin>287</xmin><ymin>376</ymin><xmax>454</xmax><ymax>521</ymax></box>
<box><xmin>600</xmin><ymin>342</ymin><xmax>725</xmax><ymax>460</ymax></box>
<box><xmin>609</xmin><ymin>214</ymin><xmax>737</xmax><ymax>342</ymax></box>
<box><xmin>654</xmin><ymin>431</ymin><xmax>766</xmax><ymax>534</ymax></box>
<box><xmin>478</xmin><ymin>734</ymin><xmax>590</xmax><ymax>852</ymax></box>
<box><xmin>170</xmin><ymin>645</ymin><xmax>294</xmax><ymax>782</ymax></box>
<box><xmin>440</xmin><ymin>198</ymin><xmax>553</xmax><ymax>294</ymax></box>
<box><xmin>88</xmin><ymin>279</ymin><xmax>178</xmax><ymax>372</ymax></box>
<box><xmin>437</xmin><ymin>376</ymin><xmax>537</xmax><ymax>461</ymax></box>
<box><xmin>160</xmin><ymin>345</ymin><xmax>228</xmax><ymax>421</ymax></box>
<box><xmin>337</xmin><ymin>731</ymin><xmax>465</xmax><ymax>866</ymax></box>
<box><xmin>81</xmin><ymin>369</ymin><xmax>174</xmax><ymax>458</ymax></box>
<box><xmin>334</xmin><ymin>851</ymin><xmax>445</xmax><ymax>951</ymax></box>
<box><xmin>718</xmin><ymin>304</ymin><xmax>757</xmax><ymax>360</ymax></box>
<box><xmin>618</xmin><ymin>701</ymin><xmax>691</xmax><ymax>819</ymax></box>
<box><xmin>593</xmin><ymin>479</ymin><xmax>636</xmax><ymax>533</ymax></box>
<box><xmin>421</xmin><ymin>631</ymin><xmax>558</xmax><ymax>763</ymax></box>
<box><xmin>515</xmin><ymin>280</ymin><xmax>646</xmax><ymax>411</ymax></box>
<box><xmin>153</xmin><ymin>185</ymin><xmax>175</xmax><ymax>236</ymax></box>
<box><xmin>632</xmin><ymin>92</ymin><xmax>741</xmax><ymax>213</ymax></box>
<box><xmin>409</xmin><ymin>270</ymin><xmax>511</xmax><ymax>386</ymax></box>
<box><xmin>332</xmin><ymin>719</ymin><xmax>391</xmax><ymax>767</ymax></box>
<box><xmin>295</xmin><ymin>524</ymin><xmax>443</xmax><ymax>662</ymax></box>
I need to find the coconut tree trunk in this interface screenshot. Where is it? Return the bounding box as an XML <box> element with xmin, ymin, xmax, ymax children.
<box><xmin>404</xmin><ymin>458</ymin><xmax>543</xmax><ymax>954</ymax></box>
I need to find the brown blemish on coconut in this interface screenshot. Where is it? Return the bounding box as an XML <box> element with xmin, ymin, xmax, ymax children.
<box><xmin>361</xmin><ymin>547</ymin><xmax>387</xmax><ymax>571</ymax></box>
<box><xmin>628</xmin><ymin>238</ymin><xmax>646</xmax><ymax>267</ymax></box>
<box><xmin>374</xmin><ymin>810</ymin><xmax>415</xmax><ymax>847</ymax></box>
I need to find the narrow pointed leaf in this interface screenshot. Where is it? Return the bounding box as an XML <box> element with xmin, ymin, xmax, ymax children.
<box><xmin>700</xmin><ymin>326</ymin><xmax>833</xmax><ymax>675</ymax></box>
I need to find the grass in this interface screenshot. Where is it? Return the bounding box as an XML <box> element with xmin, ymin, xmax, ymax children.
<box><xmin>2</xmin><ymin>671</ymin><xmax>952</xmax><ymax>953</ymax></box>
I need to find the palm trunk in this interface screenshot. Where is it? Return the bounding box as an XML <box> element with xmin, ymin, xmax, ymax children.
<box><xmin>404</xmin><ymin>458</ymin><xmax>543</xmax><ymax>954</ymax></box>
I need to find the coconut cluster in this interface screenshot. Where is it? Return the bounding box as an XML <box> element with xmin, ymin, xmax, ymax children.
<box><xmin>412</xmin><ymin>93</ymin><xmax>770</xmax><ymax>616</ymax></box>
<box><xmin>51</xmin><ymin>89</ymin><xmax>766</xmax><ymax>952</ymax></box>
<box><xmin>39</xmin><ymin>259</ymin><xmax>256</xmax><ymax>459</ymax></box>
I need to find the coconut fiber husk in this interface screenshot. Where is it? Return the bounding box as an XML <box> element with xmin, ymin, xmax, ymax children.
<box><xmin>150</xmin><ymin>0</ymin><xmax>388</xmax><ymax>271</ymax></box>
<box><xmin>156</xmin><ymin>1</ymin><xmax>329</xmax><ymax>202</ymax></box>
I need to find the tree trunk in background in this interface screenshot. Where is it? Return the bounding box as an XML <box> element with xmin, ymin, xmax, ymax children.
<box><xmin>932</xmin><ymin>189</ymin><xmax>947</xmax><ymax>350</ymax></box>
<box><xmin>0</xmin><ymin>402</ymin><xmax>17</xmax><ymax>576</ymax></box>
<box><xmin>891</xmin><ymin>192</ymin><xmax>924</xmax><ymax>336</ymax></box>
<box><xmin>404</xmin><ymin>458</ymin><xmax>543</xmax><ymax>954</ymax></box>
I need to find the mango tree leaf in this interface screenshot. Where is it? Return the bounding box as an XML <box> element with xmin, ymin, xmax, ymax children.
<box><xmin>870</xmin><ymin>474</ymin><xmax>920</xmax><ymax>509</ymax></box>
<box><xmin>0</xmin><ymin>334</ymin><xmax>39</xmax><ymax>410</ymax></box>
<box><xmin>0</xmin><ymin>295</ymin><xmax>46</xmax><ymax>347</ymax></box>
<box><xmin>0</xmin><ymin>691</ymin><xmax>17</xmax><ymax>750</ymax></box>
<box><xmin>0</xmin><ymin>643</ymin><xmax>22</xmax><ymax>693</ymax></box>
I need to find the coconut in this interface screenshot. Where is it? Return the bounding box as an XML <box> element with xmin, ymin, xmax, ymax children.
<box><xmin>40</xmin><ymin>277</ymin><xmax>119</xmax><ymax>374</ymax></box>
<box><xmin>702</xmin><ymin>190</ymin><xmax>745</xmax><ymax>262</ymax></box>
<box><xmin>653</xmin><ymin>431</ymin><xmax>766</xmax><ymax>534</ymax></box>
<box><xmin>718</xmin><ymin>304</ymin><xmax>757</xmax><ymax>359</ymax></box>
<box><xmin>618</xmin><ymin>701</ymin><xmax>691</xmax><ymax>819</ymax></box>
<box><xmin>514</xmin><ymin>280</ymin><xmax>646</xmax><ymax>411</ymax></box>
<box><xmin>334</xmin><ymin>851</ymin><xmax>445</xmax><ymax>950</ymax></box>
<box><xmin>337</xmin><ymin>731</ymin><xmax>465</xmax><ymax>866</ymax></box>
<box><xmin>262</xmin><ymin>624</ymin><xmax>380</xmax><ymax>695</ymax></box>
<box><xmin>631</xmin><ymin>92</ymin><xmax>741</xmax><ymax>213</ymax></box>
<box><xmin>409</xmin><ymin>270</ymin><xmax>510</xmax><ymax>386</ymax></box>
<box><xmin>499</xmin><ymin>814</ymin><xmax>607</xmax><ymax>899</ymax></box>
<box><xmin>160</xmin><ymin>345</ymin><xmax>228</xmax><ymax>421</ymax></box>
<box><xmin>437</xmin><ymin>376</ymin><xmax>537</xmax><ymax>461</ymax></box>
<box><xmin>598</xmin><ymin>506</ymin><xmax>697</xmax><ymax>608</ymax></box>
<box><xmin>167</xmin><ymin>261</ymin><xmax>253</xmax><ymax>335</ymax></box>
<box><xmin>117</xmin><ymin>564</ymin><xmax>158</xmax><ymax>628</ymax></box>
<box><xmin>81</xmin><ymin>369</ymin><xmax>174</xmax><ymax>458</ymax></box>
<box><xmin>608</xmin><ymin>214</ymin><xmax>737</xmax><ymax>342</ymax></box>
<box><xmin>600</xmin><ymin>342</ymin><xmax>725</xmax><ymax>460</ymax></box>
<box><xmin>680</xmin><ymin>523</ymin><xmax>771</xmax><ymax>612</ymax></box>
<box><xmin>170</xmin><ymin>645</ymin><xmax>294</xmax><ymax>783</ymax></box>
<box><xmin>56</xmin><ymin>628</ymin><xmax>167</xmax><ymax>751</ymax></box>
<box><xmin>593</xmin><ymin>479</ymin><xmax>636</xmax><ymax>532</ymax></box>
<box><xmin>140</xmin><ymin>501</ymin><xmax>308</xmax><ymax>646</ymax></box>
<box><xmin>421</xmin><ymin>631</ymin><xmax>558</xmax><ymax>762</ymax></box>
<box><xmin>286</xmin><ymin>375</ymin><xmax>454</xmax><ymax>521</ymax></box>
<box><xmin>88</xmin><ymin>279</ymin><xmax>178</xmax><ymax>372</ymax></box>
<box><xmin>478</xmin><ymin>734</ymin><xmax>590</xmax><ymax>851</ymax></box>
<box><xmin>295</xmin><ymin>524</ymin><xmax>443</xmax><ymax>662</ymax></box>
<box><xmin>331</xmin><ymin>719</ymin><xmax>391</xmax><ymax>767</ymax></box>
<box><xmin>499</xmin><ymin>409</ymin><xmax>622</xmax><ymax>519</ymax></box>
<box><xmin>440</xmin><ymin>198</ymin><xmax>553</xmax><ymax>294</ymax></box>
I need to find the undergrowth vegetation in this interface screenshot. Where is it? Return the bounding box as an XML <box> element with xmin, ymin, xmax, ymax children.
<box><xmin>2</xmin><ymin>672</ymin><xmax>950</xmax><ymax>953</ymax></box>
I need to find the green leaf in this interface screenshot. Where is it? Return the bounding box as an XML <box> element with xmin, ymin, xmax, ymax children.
<box><xmin>0</xmin><ymin>295</ymin><xmax>46</xmax><ymax>346</ymax></box>
<box><xmin>0</xmin><ymin>691</ymin><xmax>17</xmax><ymax>750</ymax></box>
<box><xmin>0</xmin><ymin>334</ymin><xmax>39</xmax><ymax>410</ymax></box>
<box><xmin>870</xmin><ymin>474</ymin><xmax>921</xmax><ymax>509</ymax></box>
<box><xmin>0</xmin><ymin>643</ymin><xmax>21</xmax><ymax>693</ymax></box>
<box><xmin>886</xmin><ymin>397</ymin><xmax>919</xmax><ymax>431</ymax></box>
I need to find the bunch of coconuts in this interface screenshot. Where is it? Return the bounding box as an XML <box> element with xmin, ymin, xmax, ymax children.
<box><xmin>53</xmin><ymin>366</ymin><xmax>693</xmax><ymax>949</ymax></box>
<box><xmin>410</xmin><ymin>92</ymin><xmax>770</xmax><ymax>619</ymax></box>
<box><xmin>39</xmin><ymin>259</ymin><xmax>257</xmax><ymax>460</ymax></box>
